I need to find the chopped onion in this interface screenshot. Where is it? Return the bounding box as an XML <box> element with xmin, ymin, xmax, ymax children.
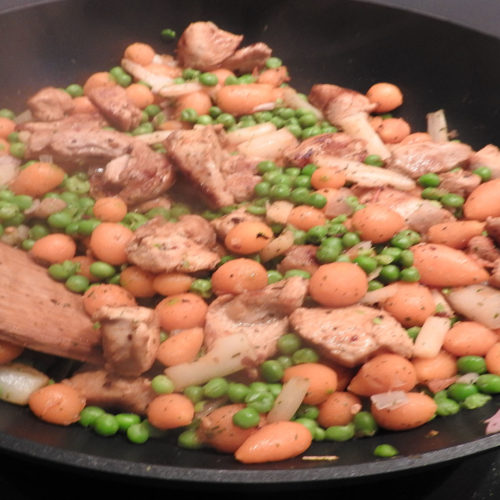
<box><xmin>259</xmin><ymin>229</ymin><xmax>295</xmax><ymax>263</ymax></box>
<box><xmin>371</xmin><ymin>390</ymin><xmax>408</xmax><ymax>410</ymax></box>
<box><xmin>236</xmin><ymin>128</ymin><xmax>299</xmax><ymax>161</ymax></box>
<box><xmin>457</xmin><ymin>372</ymin><xmax>480</xmax><ymax>384</ymax></box>
<box><xmin>445</xmin><ymin>285</ymin><xmax>500</xmax><ymax>329</ymax></box>
<box><xmin>0</xmin><ymin>362</ymin><xmax>50</xmax><ymax>405</ymax></box>
<box><xmin>427</xmin><ymin>109</ymin><xmax>448</xmax><ymax>143</ymax></box>
<box><xmin>0</xmin><ymin>155</ymin><xmax>20</xmax><ymax>186</ymax></box>
<box><xmin>225</xmin><ymin>123</ymin><xmax>277</xmax><ymax>147</ymax></box>
<box><xmin>413</xmin><ymin>315</ymin><xmax>451</xmax><ymax>358</ymax></box>
<box><xmin>360</xmin><ymin>282</ymin><xmax>400</xmax><ymax>306</ymax></box>
<box><xmin>13</xmin><ymin>109</ymin><xmax>32</xmax><ymax>125</ymax></box>
<box><xmin>266</xmin><ymin>376</ymin><xmax>310</xmax><ymax>423</ymax></box>
<box><xmin>281</xmin><ymin>87</ymin><xmax>324</xmax><ymax>120</ymax></box>
<box><xmin>485</xmin><ymin>409</ymin><xmax>500</xmax><ymax>435</ymax></box>
<box><xmin>265</xmin><ymin>200</ymin><xmax>294</xmax><ymax>225</ymax></box>
<box><xmin>164</xmin><ymin>333</ymin><xmax>257</xmax><ymax>391</ymax></box>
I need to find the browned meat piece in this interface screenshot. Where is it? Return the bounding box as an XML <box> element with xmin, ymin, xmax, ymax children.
<box><xmin>210</xmin><ymin>206</ymin><xmax>263</xmax><ymax>240</ymax></box>
<box><xmin>277</xmin><ymin>245</ymin><xmax>320</xmax><ymax>276</ymax></box>
<box><xmin>285</xmin><ymin>132</ymin><xmax>368</xmax><ymax>166</ymax></box>
<box><xmin>93</xmin><ymin>306</ymin><xmax>161</xmax><ymax>377</ymax></box>
<box><xmin>486</xmin><ymin>217</ymin><xmax>500</xmax><ymax>245</ymax></box>
<box><xmin>204</xmin><ymin>277</ymin><xmax>309</xmax><ymax>364</ymax></box>
<box><xmin>323</xmin><ymin>186</ymin><xmax>357</xmax><ymax>218</ymax></box>
<box><xmin>289</xmin><ymin>305</ymin><xmax>414</xmax><ymax>368</ymax></box>
<box><xmin>165</xmin><ymin>126</ymin><xmax>235</xmax><ymax>209</ymax></box>
<box><xmin>27</xmin><ymin>86</ymin><xmax>74</xmax><ymax>121</ymax></box>
<box><xmin>126</xmin><ymin>214</ymin><xmax>220</xmax><ymax>273</ymax></box>
<box><xmin>466</xmin><ymin>235</ymin><xmax>500</xmax><ymax>263</ymax></box>
<box><xmin>358</xmin><ymin>187</ymin><xmax>455</xmax><ymax>234</ymax></box>
<box><xmin>222</xmin><ymin>42</ymin><xmax>272</xmax><ymax>73</ymax></box>
<box><xmin>87</xmin><ymin>85</ymin><xmax>143</xmax><ymax>131</ymax></box>
<box><xmin>177</xmin><ymin>21</ymin><xmax>243</xmax><ymax>71</ymax></box>
<box><xmin>220</xmin><ymin>153</ymin><xmax>261</xmax><ymax>203</ymax></box>
<box><xmin>469</xmin><ymin>144</ymin><xmax>500</xmax><ymax>179</ymax></box>
<box><xmin>386</xmin><ymin>141</ymin><xmax>473</xmax><ymax>179</ymax></box>
<box><xmin>438</xmin><ymin>168</ymin><xmax>481</xmax><ymax>196</ymax></box>
<box><xmin>488</xmin><ymin>259</ymin><xmax>500</xmax><ymax>288</ymax></box>
<box><xmin>88</xmin><ymin>140</ymin><xmax>175</xmax><ymax>205</ymax></box>
<box><xmin>24</xmin><ymin>124</ymin><xmax>134</xmax><ymax>169</ymax></box>
<box><xmin>308</xmin><ymin>84</ymin><xmax>376</xmax><ymax>124</ymax></box>
<box><xmin>63</xmin><ymin>367</ymin><xmax>156</xmax><ymax>415</ymax></box>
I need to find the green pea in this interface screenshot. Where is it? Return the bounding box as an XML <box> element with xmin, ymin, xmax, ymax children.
<box><xmin>354</xmin><ymin>255</ymin><xmax>378</xmax><ymax>274</ymax></box>
<box><xmin>295</xmin><ymin>417</ymin><xmax>318</xmax><ymax>437</ymax></box>
<box><xmin>216</xmin><ymin>113</ymin><xmax>236</xmax><ymax>128</ymax></box>
<box><xmin>296</xmin><ymin>404</ymin><xmax>320</xmax><ymax>420</ymax></box>
<box><xmin>363</xmin><ymin>154</ymin><xmax>384</xmax><ymax>167</ymax></box>
<box><xmin>266</xmin><ymin>56</ymin><xmax>283</xmax><ymax>69</ymax></box>
<box><xmin>374</xmin><ymin>444</ymin><xmax>399</xmax><ymax>458</ymax></box>
<box><xmin>177</xmin><ymin>429</ymin><xmax>203</xmax><ymax>450</ymax></box>
<box><xmin>378</xmin><ymin>265</ymin><xmax>400</xmax><ymax>283</ymax></box>
<box><xmin>48</xmin><ymin>261</ymin><xmax>77</xmax><ymax>281</ymax></box>
<box><xmin>180</xmin><ymin>107</ymin><xmax>199</xmax><ymax>122</ymax></box>
<box><xmin>227</xmin><ymin>382</ymin><xmax>250</xmax><ymax>403</ymax></box>
<box><xmin>290</xmin><ymin>186</ymin><xmax>311</xmax><ymax>204</ymax></box>
<box><xmin>47</xmin><ymin>210</ymin><xmax>73</xmax><ymax>229</ymax></box>
<box><xmin>144</xmin><ymin>104</ymin><xmax>161</xmax><ymax>117</ymax></box>
<box><xmin>161</xmin><ymin>28</ymin><xmax>176</xmax><ymax>40</ymax></box>
<box><xmin>276</xmin><ymin>355</ymin><xmax>293</xmax><ymax>369</ymax></box>
<box><xmin>269</xmin><ymin>183</ymin><xmax>292</xmax><ymax>200</ymax></box>
<box><xmin>203</xmin><ymin>377</ymin><xmax>229</xmax><ymax>399</ymax></box>
<box><xmin>199</xmin><ymin>72</ymin><xmax>218</xmax><ymax>86</ymax></box>
<box><xmin>475</xmin><ymin>374</ymin><xmax>500</xmax><ymax>394</ymax></box>
<box><xmin>400</xmin><ymin>266</ymin><xmax>421</xmax><ymax>282</ymax></box>
<box><xmin>126</xmin><ymin>421</ymin><xmax>150</xmax><ymax>444</ymax></box>
<box><xmin>65</xmin><ymin>83</ymin><xmax>84</xmax><ymax>97</ymax></box>
<box><xmin>457</xmin><ymin>356</ymin><xmax>487</xmax><ymax>374</ymax></box>
<box><xmin>292</xmin><ymin>347</ymin><xmax>319</xmax><ymax>364</ymax></box>
<box><xmin>283</xmin><ymin>269</ymin><xmax>311</xmax><ymax>279</ymax></box>
<box><xmin>398</xmin><ymin>249</ymin><xmax>414</xmax><ymax>267</ymax></box>
<box><xmin>9</xmin><ymin>142</ymin><xmax>26</xmax><ymax>159</ymax></box>
<box><xmin>421</xmin><ymin>187</ymin><xmax>446</xmax><ymax>200</ymax></box>
<box><xmin>21</xmin><ymin>239</ymin><xmax>34</xmax><ymax>251</ymax></box>
<box><xmin>93</xmin><ymin>413</ymin><xmax>119</xmax><ymax>437</ymax></box>
<box><xmin>276</xmin><ymin>107</ymin><xmax>295</xmax><ymax>120</ymax></box>
<box><xmin>327</xmin><ymin>222</ymin><xmax>348</xmax><ymax>237</ymax></box>
<box><xmin>391</xmin><ymin>230</ymin><xmax>421</xmax><ymax>249</ymax></box>
<box><xmin>79</xmin><ymin>406</ymin><xmax>105</xmax><ymax>427</ymax></box>
<box><xmin>447</xmin><ymin>382</ymin><xmax>479</xmax><ymax>402</ymax></box>
<box><xmin>89</xmin><ymin>261</ymin><xmax>116</xmax><ymax>279</ymax></box>
<box><xmin>325</xmin><ymin>422</ymin><xmax>355</xmax><ymax>442</ymax></box>
<box><xmin>353</xmin><ymin>411</ymin><xmax>378</xmax><ymax>437</ymax></box>
<box><xmin>190</xmin><ymin>278</ymin><xmax>212</xmax><ymax>298</ymax></box>
<box><xmin>316</xmin><ymin>243</ymin><xmax>342</xmax><ymax>263</ymax></box>
<box><xmin>472</xmin><ymin>166</ymin><xmax>492</xmax><ymax>182</ymax></box>
<box><xmin>441</xmin><ymin>193</ymin><xmax>464</xmax><ymax>208</ymax></box>
<box><xmin>461</xmin><ymin>393</ymin><xmax>492</xmax><ymax>410</ymax></box>
<box><xmin>298</xmin><ymin>112</ymin><xmax>317</xmax><ymax>128</ymax></box>
<box><xmin>267</xmin><ymin>269</ymin><xmax>283</xmax><ymax>284</ymax></box>
<box><xmin>151</xmin><ymin>374</ymin><xmax>175</xmax><ymax>394</ymax></box>
<box><xmin>260</xmin><ymin>360</ymin><xmax>284</xmax><ymax>383</ymax></box>
<box><xmin>254</xmin><ymin>110</ymin><xmax>274</xmax><ymax>123</ymax></box>
<box><xmin>0</xmin><ymin>108</ymin><xmax>15</xmax><ymax>120</ymax></box>
<box><xmin>368</xmin><ymin>280</ymin><xmax>384</xmax><ymax>291</ymax></box>
<box><xmin>115</xmin><ymin>413</ymin><xmax>141</xmax><ymax>432</ymax></box>
<box><xmin>306</xmin><ymin>225</ymin><xmax>328</xmax><ymax>244</ymax></box>
<box><xmin>278</xmin><ymin>333</ymin><xmax>302</xmax><ymax>355</ymax></box>
<box><xmin>249</xmin><ymin>381</ymin><xmax>269</xmax><ymax>394</ymax></box>
<box><xmin>342</xmin><ymin>232</ymin><xmax>361</xmax><ymax>248</ymax></box>
<box><xmin>78</xmin><ymin>218</ymin><xmax>101</xmax><ymax>235</ymax></box>
<box><xmin>245</xmin><ymin>390</ymin><xmax>274</xmax><ymax>413</ymax></box>
<box><xmin>184</xmin><ymin>385</ymin><xmax>204</xmax><ymax>404</ymax></box>
<box><xmin>406</xmin><ymin>326</ymin><xmax>421</xmax><ymax>341</ymax></box>
<box><xmin>65</xmin><ymin>274</ymin><xmax>89</xmax><ymax>293</ymax></box>
<box><xmin>293</xmin><ymin>175</ymin><xmax>312</xmax><ymax>189</ymax></box>
<box><xmin>233</xmin><ymin>407</ymin><xmax>260</xmax><ymax>429</ymax></box>
<box><xmin>418</xmin><ymin>172</ymin><xmax>441</xmax><ymax>187</ymax></box>
<box><xmin>131</xmin><ymin>122</ymin><xmax>155</xmax><ymax>136</ymax></box>
<box><xmin>307</xmin><ymin>192</ymin><xmax>327</xmax><ymax>209</ymax></box>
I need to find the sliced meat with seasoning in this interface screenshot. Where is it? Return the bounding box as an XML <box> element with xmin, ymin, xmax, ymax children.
<box><xmin>222</xmin><ymin>42</ymin><xmax>272</xmax><ymax>73</ymax></box>
<box><xmin>210</xmin><ymin>206</ymin><xmax>263</xmax><ymax>240</ymax></box>
<box><xmin>92</xmin><ymin>305</ymin><xmax>161</xmax><ymax>377</ymax></box>
<box><xmin>438</xmin><ymin>168</ymin><xmax>481</xmax><ymax>197</ymax></box>
<box><xmin>386</xmin><ymin>140</ymin><xmax>473</xmax><ymax>179</ymax></box>
<box><xmin>63</xmin><ymin>367</ymin><xmax>156</xmax><ymax>414</ymax></box>
<box><xmin>176</xmin><ymin>21</ymin><xmax>243</xmax><ymax>71</ymax></box>
<box><xmin>27</xmin><ymin>86</ymin><xmax>74</xmax><ymax>122</ymax></box>
<box><xmin>276</xmin><ymin>244</ymin><xmax>320</xmax><ymax>276</ymax></box>
<box><xmin>289</xmin><ymin>305</ymin><xmax>414</xmax><ymax>368</ymax></box>
<box><xmin>126</xmin><ymin>214</ymin><xmax>220</xmax><ymax>273</ymax></box>
<box><xmin>87</xmin><ymin>84</ymin><xmax>144</xmax><ymax>131</ymax></box>
<box><xmin>204</xmin><ymin>276</ymin><xmax>309</xmax><ymax>364</ymax></box>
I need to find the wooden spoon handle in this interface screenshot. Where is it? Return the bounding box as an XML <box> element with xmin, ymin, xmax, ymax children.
<box><xmin>0</xmin><ymin>242</ymin><xmax>103</xmax><ymax>364</ymax></box>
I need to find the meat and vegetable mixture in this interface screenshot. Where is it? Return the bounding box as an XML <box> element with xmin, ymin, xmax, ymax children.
<box><xmin>1</xmin><ymin>21</ymin><xmax>500</xmax><ymax>464</ymax></box>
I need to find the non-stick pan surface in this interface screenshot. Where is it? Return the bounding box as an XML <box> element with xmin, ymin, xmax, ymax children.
<box><xmin>0</xmin><ymin>0</ymin><xmax>500</xmax><ymax>488</ymax></box>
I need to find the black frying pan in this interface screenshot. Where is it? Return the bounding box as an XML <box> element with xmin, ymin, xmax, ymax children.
<box><xmin>0</xmin><ymin>0</ymin><xmax>500</xmax><ymax>491</ymax></box>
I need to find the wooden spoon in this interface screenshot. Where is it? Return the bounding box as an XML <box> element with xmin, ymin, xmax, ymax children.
<box><xmin>0</xmin><ymin>242</ymin><xmax>103</xmax><ymax>364</ymax></box>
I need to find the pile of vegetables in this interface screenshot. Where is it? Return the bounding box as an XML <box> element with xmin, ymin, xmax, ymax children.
<box><xmin>0</xmin><ymin>23</ymin><xmax>500</xmax><ymax>466</ymax></box>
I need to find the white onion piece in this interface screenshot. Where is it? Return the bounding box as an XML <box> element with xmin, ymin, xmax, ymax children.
<box><xmin>457</xmin><ymin>372</ymin><xmax>480</xmax><ymax>384</ymax></box>
<box><xmin>266</xmin><ymin>376</ymin><xmax>310</xmax><ymax>423</ymax></box>
<box><xmin>121</xmin><ymin>58</ymin><xmax>173</xmax><ymax>91</ymax></box>
<box><xmin>445</xmin><ymin>285</ymin><xmax>500</xmax><ymax>329</ymax></box>
<box><xmin>164</xmin><ymin>333</ymin><xmax>257</xmax><ymax>391</ymax></box>
<box><xmin>360</xmin><ymin>282</ymin><xmax>400</xmax><ymax>306</ymax></box>
<box><xmin>265</xmin><ymin>200</ymin><xmax>294</xmax><ymax>225</ymax></box>
<box><xmin>338</xmin><ymin>112</ymin><xmax>391</xmax><ymax>159</ymax></box>
<box><xmin>413</xmin><ymin>316</ymin><xmax>451</xmax><ymax>358</ymax></box>
<box><xmin>0</xmin><ymin>155</ymin><xmax>20</xmax><ymax>186</ymax></box>
<box><xmin>225</xmin><ymin>122</ymin><xmax>277</xmax><ymax>147</ymax></box>
<box><xmin>315</xmin><ymin>154</ymin><xmax>416</xmax><ymax>191</ymax></box>
<box><xmin>427</xmin><ymin>109</ymin><xmax>448</xmax><ymax>143</ymax></box>
<box><xmin>13</xmin><ymin>109</ymin><xmax>32</xmax><ymax>125</ymax></box>
<box><xmin>157</xmin><ymin>82</ymin><xmax>204</xmax><ymax>97</ymax></box>
<box><xmin>236</xmin><ymin>128</ymin><xmax>299</xmax><ymax>161</ymax></box>
<box><xmin>0</xmin><ymin>362</ymin><xmax>50</xmax><ymax>405</ymax></box>
<box><xmin>259</xmin><ymin>229</ymin><xmax>295</xmax><ymax>263</ymax></box>
<box><xmin>370</xmin><ymin>390</ymin><xmax>408</xmax><ymax>410</ymax></box>
<box><xmin>431</xmin><ymin>289</ymin><xmax>454</xmax><ymax>317</ymax></box>
<box><xmin>485</xmin><ymin>409</ymin><xmax>500</xmax><ymax>435</ymax></box>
